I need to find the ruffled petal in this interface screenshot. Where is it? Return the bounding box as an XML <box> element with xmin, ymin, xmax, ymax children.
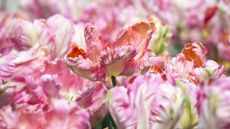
<box><xmin>182</xmin><ymin>42</ymin><xmax>207</xmax><ymax>67</ymax></box>
<box><xmin>100</xmin><ymin>46</ymin><xmax>136</xmax><ymax>77</ymax></box>
<box><xmin>65</xmin><ymin>55</ymin><xmax>105</xmax><ymax>81</ymax></box>
<box><xmin>113</xmin><ymin>21</ymin><xmax>156</xmax><ymax>60</ymax></box>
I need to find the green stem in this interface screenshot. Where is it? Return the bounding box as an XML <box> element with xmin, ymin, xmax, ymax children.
<box><xmin>101</xmin><ymin>113</ymin><xmax>116</xmax><ymax>129</ymax></box>
<box><xmin>111</xmin><ymin>76</ymin><xmax>116</xmax><ymax>87</ymax></box>
<box><xmin>95</xmin><ymin>76</ymin><xmax>117</xmax><ymax>129</ymax></box>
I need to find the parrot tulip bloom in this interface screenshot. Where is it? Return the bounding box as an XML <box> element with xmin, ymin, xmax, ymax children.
<box><xmin>194</xmin><ymin>60</ymin><xmax>224</xmax><ymax>82</ymax></box>
<box><xmin>0</xmin><ymin>100</ymin><xmax>91</xmax><ymax>129</ymax></box>
<box><xmin>106</xmin><ymin>73</ymin><xmax>199</xmax><ymax>129</ymax></box>
<box><xmin>66</xmin><ymin>21</ymin><xmax>155</xmax><ymax>81</ymax></box>
<box><xmin>149</xmin><ymin>42</ymin><xmax>212</xmax><ymax>84</ymax></box>
<box><xmin>7</xmin><ymin>59</ymin><xmax>108</xmax><ymax>128</ymax></box>
<box><xmin>198</xmin><ymin>77</ymin><xmax>230</xmax><ymax>129</ymax></box>
<box><xmin>181</xmin><ymin>42</ymin><xmax>207</xmax><ymax>68</ymax></box>
<box><xmin>0</xmin><ymin>13</ymin><xmax>31</xmax><ymax>55</ymax></box>
<box><xmin>176</xmin><ymin>80</ymin><xmax>200</xmax><ymax>129</ymax></box>
<box><xmin>39</xmin><ymin>60</ymin><xmax>108</xmax><ymax>128</ymax></box>
<box><xmin>165</xmin><ymin>56</ymin><xmax>194</xmax><ymax>81</ymax></box>
<box><xmin>4</xmin><ymin>14</ymin><xmax>74</xmax><ymax>59</ymax></box>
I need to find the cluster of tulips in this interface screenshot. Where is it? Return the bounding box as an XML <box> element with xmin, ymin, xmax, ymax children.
<box><xmin>0</xmin><ymin>0</ymin><xmax>229</xmax><ymax>129</ymax></box>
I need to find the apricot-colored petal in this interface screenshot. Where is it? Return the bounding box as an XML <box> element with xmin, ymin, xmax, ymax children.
<box><xmin>113</xmin><ymin>21</ymin><xmax>156</xmax><ymax>60</ymax></box>
<box><xmin>182</xmin><ymin>42</ymin><xmax>207</xmax><ymax>67</ymax></box>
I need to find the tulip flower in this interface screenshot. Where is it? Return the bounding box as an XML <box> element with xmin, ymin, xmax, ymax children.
<box><xmin>198</xmin><ymin>77</ymin><xmax>230</xmax><ymax>129</ymax></box>
<box><xmin>0</xmin><ymin>99</ymin><xmax>91</xmax><ymax>129</ymax></box>
<box><xmin>8</xmin><ymin>59</ymin><xmax>108</xmax><ymax>128</ymax></box>
<box><xmin>106</xmin><ymin>73</ymin><xmax>199</xmax><ymax>129</ymax></box>
<box><xmin>66</xmin><ymin>21</ymin><xmax>155</xmax><ymax>81</ymax></box>
<box><xmin>3</xmin><ymin>14</ymin><xmax>74</xmax><ymax>59</ymax></box>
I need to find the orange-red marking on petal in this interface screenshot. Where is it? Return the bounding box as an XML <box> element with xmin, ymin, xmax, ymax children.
<box><xmin>67</xmin><ymin>44</ymin><xmax>86</xmax><ymax>58</ymax></box>
<box><xmin>182</xmin><ymin>42</ymin><xmax>207</xmax><ymax>67</ymax></box>
<box><xmin>151</xmin><ymin>64</ymin><xmax>163</xmax><ymax>74</ymax></box>
<box><xmin>150</xmin><ymin>64</ymin><xmax>167</xmax><ymax>80</ymax></box>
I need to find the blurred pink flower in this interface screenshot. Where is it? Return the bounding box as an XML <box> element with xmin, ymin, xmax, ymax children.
<box><xmin>21</xmin><ymin>0</ymin><xmax>143</xmax><ymax>42</ymax></box>
<box><xmin>0</xmin><ymin>99</ymin><xmax>91</xmax><ymax>129</ymax></box>
<box><xmin>6</xmin><ymin>59</ymin><xmax>108</xmax><ymax>128</ymax></box>
<box><xmin>2</xmin><ymin>14</ymin><xmax>74</xmax><ymax>59</ymax></box>
<box><xmin>194</xmin><ymin>60</ymin><xmax>224</xmax><ymax>82</ymax></box>
<box><xmin>165</xmin><ymin>56</ymin><xmax>194</xmax><ymax>81</ymax></box>
<box><xmin>198</xmin><ymin>77</ymin><xmax>230</xmax><ymax>129</ymax></box>
<box><xmin>0</xmin><ymin>13</ymin><xmax>29</xmax><ymax>55</ymax></box>
<box><xmin>0</xmin><ymin>54</ymin><xmax>15</xmax><ymax>83</ymax></box>
<box><xmin>20</xmin><ymin>0</ymin><xmax>83</xmax><ymax>20</ymax></box>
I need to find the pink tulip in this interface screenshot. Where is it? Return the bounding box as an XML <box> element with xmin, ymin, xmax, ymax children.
<box><xmin>106</xmin><ymin>73</ymin><xmax>199</xmax><ymax>129</ymax></box>
<box><xmin>198</xmin><ymin>77</ymin><xmax>230</xmax><ymax>129</ymax></box>
<box><xmin>66</xmin><ymin>21</ymin><xmax>155</xmax><ymax>81</ymax></box>
<box><xmin>3</xmin><ymin>14</ymin><xmax>74</xmax><ymax>59</ymax></box>
<box><xmin>194</xmin><ymin>60</ymin><xmax>225</xmax><ymax>82</ymax></box>
<box><xmin>0</xmin><ymin>13</ymin><xmax>28</xmax><ymax>55</ymax></box>
<box><xmin>7</xmin><ymin>58</ymin><xmax>107</xmax><ymax>128</ymax></box>
<box><xmin>0</xmin><ymin>100</ymin><xmax>91</xmax><ymax>129</ymax></box>
<box><xmin>0</xmin><ymin>54</ymin><xmax>15</xmax><ymax>83</ymax></box>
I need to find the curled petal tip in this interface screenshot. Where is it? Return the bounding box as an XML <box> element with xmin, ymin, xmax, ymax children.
<box><xmin>182</xmin><ymin>42</ymin><xmax>207</xmax><ymax>67</ymax></box>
